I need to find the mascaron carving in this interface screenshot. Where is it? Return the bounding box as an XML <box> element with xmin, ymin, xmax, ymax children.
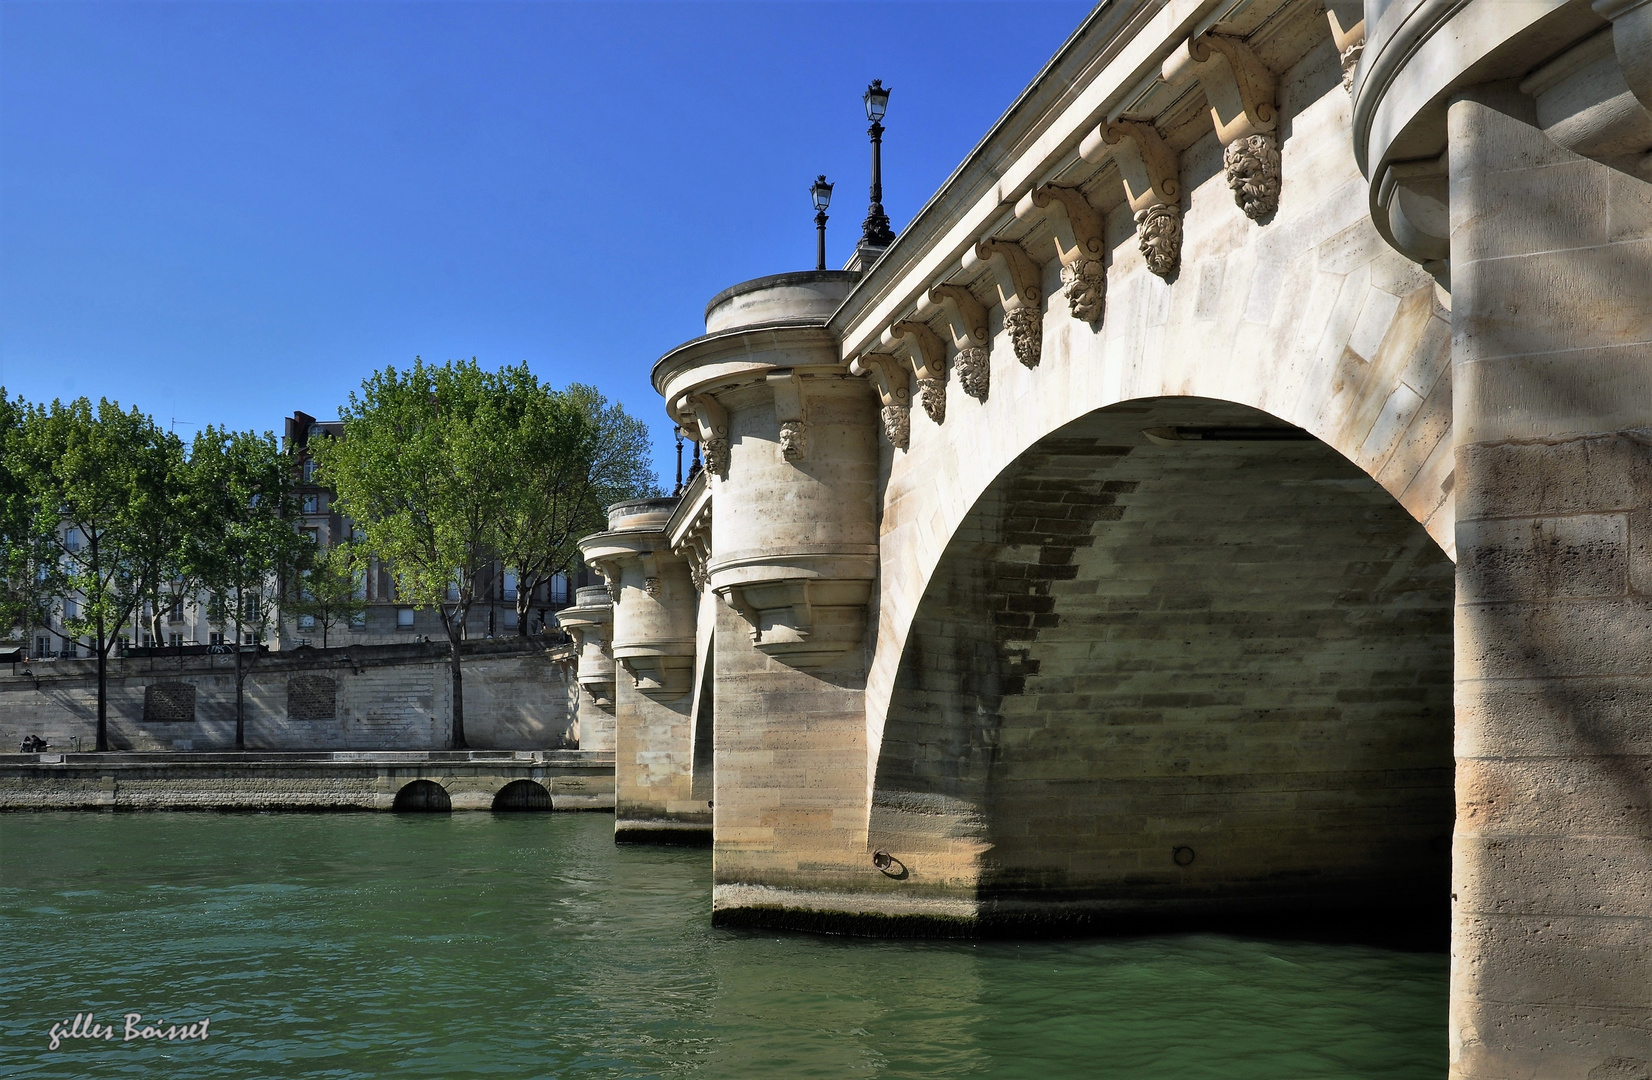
<box><xmin>1340</xmin><ymin>41</ymin><xmax>1363</xmax><ymax>93</ymax></box>
<box><xmin>917</xmin><ymin>377</ymin><xmax>946</xmax><ymax>425</ymax></box>
<box><xmin>702</xmin><ymin>435</ymin><xmax>729</xmax><ymax>477</ymax></box>
<box><xmin>1003</xmin><ymin>306</ymin><xmax>1043</xmax><ymax>368</ymax></box>
<box><xmin>1060</xmin><ymin>257</ymin><xmax>1107</xmax><ymax>323</ymax></box>
<box><xmin>1136</xmin><ymin>204</ymin><xmax>1182</xmax><ymax>278</ymax></box>
<box><xmin>881</xmin><ymin>404</ymin><xmax>911</xmax><ymax>451</ymax></box>
<box><xmin>1224</xmin><ymin>132</ymin><xmax>1281</xmax><ymax>221</ymax></box>
<box><xmin>779</xmin><ymin>420</ymin><xmax>807</xmax><ymax>461</ymax></box>
<box><xmin>955</xmin><ymin>346</ymin><xmax>990</xmax><ymax>402</ymax></box>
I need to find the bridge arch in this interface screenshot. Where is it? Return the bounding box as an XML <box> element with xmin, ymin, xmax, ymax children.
<box><xmin>392</xmin><ymin>779</ymin><xmax>452</xmax><ymax>812</ymax></box>
<box><xmin>490</xmin><ymin>779</ymin><xmax>553</xmax><ymax>812</ymax></box>
<box><xmin>868</xmin><ymin>395</ymin><xmax>1454</xmax><ymax>926</ymax></box>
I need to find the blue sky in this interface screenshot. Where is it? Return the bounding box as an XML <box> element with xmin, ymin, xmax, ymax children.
<box><xmin>1</xmin><ymin>1</ymin><xmax>1092</xmax><ymax>483</ymax></box>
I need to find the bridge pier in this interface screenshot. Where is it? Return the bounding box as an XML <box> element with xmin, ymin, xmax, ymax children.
<box><xmin>1448</xmin><ymin>95</ymin><xmax>1652</xmax><ymax>1078</ymax></box>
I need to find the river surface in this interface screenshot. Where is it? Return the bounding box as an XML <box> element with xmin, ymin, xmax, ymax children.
<box><xmin>0</xmin><ymin>812</ymin><xmax>1444</xmax><ymax>1078</ymax></box>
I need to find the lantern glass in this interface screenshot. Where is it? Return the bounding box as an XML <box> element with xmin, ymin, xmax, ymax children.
<box><xmin>863</xmin><ymin>79</ymin><xmax>890</xmax><ymax>122</ymax></box>
<box><xmin>811</xmin><ymin>175</ymin><xmax>833</xmax><ymax>211</ymax></box>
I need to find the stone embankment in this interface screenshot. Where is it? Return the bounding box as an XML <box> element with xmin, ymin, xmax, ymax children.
<box><xmin>0</xmin><ymin>637</ymin><xmax>579</xmax><ymax>752</ymax></box>
<box><xmin>0</xmin><ymin>749</ymin><xmax>614</xmax><ymax>811</ymax></box>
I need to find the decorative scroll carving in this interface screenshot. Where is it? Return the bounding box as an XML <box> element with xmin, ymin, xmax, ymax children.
<box><xmin>1162</xmin><ymin>33</ymin><xmax>1278</xmax><ymax>145</ymax></box>
<box><xmin>1082</xmin><ymin>120</ymin><xmax>1182</xmax><ymax>280</ymax></box>
<box><xmin>766</xmin><ymin>369</ymin><xmax>808</xmax><ymax>463</ymax></box>
<box><xmin>778</xmin><ymin>420</ymin><xmax>807</xmax><ymax>460</ymax></box>
<box><xmin>954</xmin><ymin>346</ymin><xmax>990</xmax><ymax>402</ymax></box>
<box><xmin>1162</xmin><ymin>32</ymin><xmax>1281</xmax><ymax>220</ymax></box>
<box><xmin>1060</xmin><ymin>257</ymin><xmax>1107</xmax><ymax>323</ymax></box>
<box><xmin>1016</xmin><ymin>183</ymin><xmax>1108</xmax><ymax>325</ymax></box>
<box><xmin>682</xmin><ymin>393</ymin><xmax>730</xmax><ymax>478</ymax></box>
<box><xmin>1224</xmin><ymin>132</ymin><xmax>1281</xmax><ymax>220</ymax></box>
<box><xmin>1135</xmin><ymin>204</ymin><xmax>1182</xmax><ymax>278</ymax></box>
<box><xmin>1002</xmin><ymin>306</ymin><xmax>1043</xmax><ymax>369</ymax></box>
<box><xmin>925</xmin><ymin>283</ymin><xmax>990</xmax><ymax>404</ymax></box>
<box><xmin>966</xmin><ymin>237</ymin><xmax>1043</xmax><ymax>367</ymax></box>
<box><xmin>849</xmin><ymin>353</ymin><xmax>912</xmax><ymax>451</ymax></box>
<box><xmin>886</xmin><ymin>319</ymin><xmax>948</xmax><ymax>425</ymax></box>
<box><xmin>1326</xmin><ymin>5</ymin><xmax>1366</xmax><ymax>94</ymax></box>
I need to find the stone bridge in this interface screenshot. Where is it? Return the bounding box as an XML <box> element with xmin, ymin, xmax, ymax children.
<box><xmin>564</xmin><ymin>0</ymin><xmax>1652</xmax><ymax>1073</ymax></box>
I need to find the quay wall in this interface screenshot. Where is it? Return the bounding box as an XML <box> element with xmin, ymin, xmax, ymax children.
<box><xmin>0</xmin><ymin>750</ymin><xmax>615</xmax><ymax>811</ymax></box>
<box><xmin>0</xmin><ymin>639</ymin><xmax>579</xmax><ymax>753</ymax></box>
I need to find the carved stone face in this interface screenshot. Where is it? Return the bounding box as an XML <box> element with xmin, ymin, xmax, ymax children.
<box><xmin>702</xmin><ymin>436</ymin><xmax>730</xmax><ymax>477</ymax></box>
<box><xmin>954</xmin><ymin>346</ymin><xmax>990</xmax><ymax>403</ymax></box>
<box><xmin>1060</xmin><ymin>256</ymin><xmax>1107</xmax><ymax>324</ymax></box>
<box><xmin>881</xmin><ymin>403</ymin><xmax>910</xmax><ymax>451</ymax></box>
<box><xmin>918</xmin><ymin>377</ymin><xmax>946</xmax><ymax>425</ymax></box>
<box><xmin>1224</xmin><ymin>132</ymin><xmax>1281</xmax><ymax>221</ymax></box>
<box><xmin>1135</xmin><ymin>203</ymin><xmax>1182</xmax><ymax>279</ymax></box>
<box><xmin>779</xmin><ymin>420</ymin><xmax>807</xmax><ymax>461</ymax></box>
<box><xmin>1003</xmin><ymin>306</ymin><xmax>1043</xmax><ymax>369</ymax></box>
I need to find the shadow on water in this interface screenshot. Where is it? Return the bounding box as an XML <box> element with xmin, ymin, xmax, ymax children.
<box><xmin>0</xmin><ymin>812</ymin><xmax>1444</xmax><ymax>1079</ymax></box>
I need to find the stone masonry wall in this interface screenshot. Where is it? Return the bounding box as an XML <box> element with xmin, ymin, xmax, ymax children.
<box><xmin>0</xmin><ymin>639</ymin><xmax>577</xmax><ymax>752</ymax></box>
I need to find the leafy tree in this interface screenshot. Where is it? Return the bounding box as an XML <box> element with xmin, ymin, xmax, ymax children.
<box><xmin>287</xmin><ymin>540</ymin><xmax>367</xmax><ymax>648</ymax></box>
<box><xmin>191</xmin><ymin>426</ymin><xmax>303</xmax><ymax>750</ymax></box>
<box><xmin>7</xmin><ymin>399</ymin><xmax>182</xmax><ymax>750</ymax></box>
<box><xmin>0</xmin><ymin>391</ymin><xmax>54</xmax><ymax>647</ymax></box>
<box><xmin>311</xmin><ymin>358</ymin><xmax>516</xmax><ymax>750</ymax></box>
<box><xmin>492</xmin><ymin>376</ymin><xmax>658</xmax><ymax>636</ymax></box>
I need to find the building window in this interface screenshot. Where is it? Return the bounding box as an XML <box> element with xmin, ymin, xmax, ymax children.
<box><xmin>63</xmin><ymin>598</ymin><xmax>78</xmax><ymax>622</ymax></box>
<box><xmin>551</xmin><ymin>573</ymin><xmax>569</xmax><ymax>605</ymax></box>
<box><xmin>302</xmin><ymin>458</ymin><xmax>317</xmax><ymax>482</ymax></box>
<box><xmin>350</xmin><ymin>609</ymin><xmax>368</xmax><ymax>629</ymax></box>
<box><xmin>168</xmin><ymin>598</ymin><xmax>184</xmax><ymax>623</ymax></box>
<box><xmin>300</xmin><ymin>527</ymin><xmax>320</xmax><ymax>546</ymax></box>
<box><xmin>504</xmin><ymin>608</ymin><xmax>519</xmax><ymax>630</ymax></box>
<box><xmin>301</xmin><ymin>494</ymin><xmax>320</xmax><ymax>514</ymax></box>
<box><xmin>503</xmin><ymin>571</ymin><xmax>518</xmax><ymax>601</ymax></box>
<box><xmin>141</xmin><ymin>632</ymin><xmax>154</xmax><ymax>648</ymax></box>
<box><xmin>397</xmin><ymin>607</ymin><xmax>415</xmax><ymax>629</ymax></box>
<box><xmin>34</xmin><ymin>636</ymin><xmax>47</xmax><ymax>657</ymax></box>
<box><xmin>297</xmin><ymin>614</ymin><xmax>316</xmax><ymax>631</ymax></box>
<box><xmin>168</xmin><ymin>632</ymin><xmax>183</xmax><ymax>648</ymax></box>
<box><xmin>209</xmin><ymin>632</ymin><xmax>224</xmax><ymax>646</ymax></box>
<box><xmin>64</xmin><ymin>528</ymin><xmax>82</xmax><ymax>553</ymax></box>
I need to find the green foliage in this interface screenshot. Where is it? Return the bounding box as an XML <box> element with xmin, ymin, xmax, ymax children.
<box><xmin>5</xmin><ymin>397</ymin><xmax>183</xmax><ymax>658</ymax></box>
<box><xmin>288</xmin><ymin>540</ymin><xmax>368</xmax><ymax>648</ymax></box>
<box><xmin>492</xmin><ymin>376</ymin><xmax>658</xmax><ymax>632</ymax></box>
<box><xmin>189</xmin><ymin>425</ymin><xmax>304</xmax><ymax>646</ymax></box>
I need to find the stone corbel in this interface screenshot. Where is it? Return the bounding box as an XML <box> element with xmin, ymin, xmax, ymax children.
<box><xmin>1325</xmin><ymin>0</ymin><xmax>1366</xmax><ymax>93</ymax></box>
<box><xmin>963</xmin><ymin>237</ymin><xmax>1043</xmax><ymax>368</ymax></box>
<box><xmin>883</xmin><ymin>320</ymin><xmax>949</xmax><ymax>425</ymax></box>
<box><xmin>1595</xmin><ymin>0</ymin><xmax>1652</xmax><ymax>113</ymax></box>
<box><xmin>1162</xmin><ymin>33</ymin><xmax>1280</xmax><ymax>221</ymax></box>
<box><xmin>1377</xmin><ymin>152</ymin><xmax>1450</xmax><ymax>283</ymax></box>
<box><xmin>766</xmin><ymin>369</ymin><xmax>808</xmax><ymax>462</ymax></box>
<box><xmin>1081</xmin><ymin>120</ymin><xmax>1183</xmax><ymax>278</ymax></box>
<box><xmin>925</xmin><ymin>283</ymin><xmax>991</xmax><ymax>403</ymax></box>
<box><xmin>679</xmin><ymin>393</ymin><xmax>730</xmax><ymax>478</ymax></box>
<box><xmin>1015</xmin><ymin>184</ymin><xmax>1107</xmax><ymax>324</ymax></box>
<box><xmin>849</xmin><ymin>353</ymin><xmax>912</xmax><ymax>451</ymax></box>
<box><xmin>590</xmin><ymin>558</ymin><xmax>623</xmax><ymax>603</ymax></box>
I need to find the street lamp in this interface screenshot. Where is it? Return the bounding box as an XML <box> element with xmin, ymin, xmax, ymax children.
<box><xmin>860</xmin><ymin>80</ymin><xmax>895</xmax><ymax>249</ymax></box>
<box><xmin>811</xmin><ymin>174</ymin><xmax>833</xmax><ymax>270</ymax></box>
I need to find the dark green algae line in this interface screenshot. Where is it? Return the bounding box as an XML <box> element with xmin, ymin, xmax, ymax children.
<box><xmin>0</xmin><ymin>811</ymin><xmax>1446</xmax><ymax>1079</ymax></box>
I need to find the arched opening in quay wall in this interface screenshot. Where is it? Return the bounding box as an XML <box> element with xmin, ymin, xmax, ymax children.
<box><xmin>393</xmin><ymin>779</ymin><xmax>453</xmax><ymax>812</ymax></box>
<box><xmin>491</xmin><ymin>779</ymin><xmax>553</xmax><ymax>811</ymax></box>
<box><xmin>870</xmin><ymin>396</ymin><xmax>1455</xmax><ymax>932</ymax></box>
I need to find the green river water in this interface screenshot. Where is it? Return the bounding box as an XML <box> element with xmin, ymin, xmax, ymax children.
<box><xmin>0</xmin><ymin>812</ymin><xmax>1444</xmax><ymax>1078</ymax></box>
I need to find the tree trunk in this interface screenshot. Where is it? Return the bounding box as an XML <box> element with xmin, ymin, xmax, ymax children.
<box><xmin>444</xmin><ymin>607</ymin><xmax>468</xmax><ymax>750</ymax></box>
<box><xmin>233</xmin><ymin>592</ymin><xmax>245</xmax><ymax>751</ymax></box>
<box><xmin>95</xmin><ymin>611</ymin><xmax>108</xmax><ymax>752</ymax></box>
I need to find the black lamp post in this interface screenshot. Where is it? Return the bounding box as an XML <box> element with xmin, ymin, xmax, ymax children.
<box><xmin>860</xmin><ymin>79</ymin><xmax>895</xmax><ymax>248</ymax></box>
<box><xmin>673</xmin><ymin>429</ymin><xmax>684</xmax><ymax>495</ymax></box>
<box><xmin>811</xmin><ymin>174</ymin><xmax>834</xmax><ymax>270</ymax></box>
